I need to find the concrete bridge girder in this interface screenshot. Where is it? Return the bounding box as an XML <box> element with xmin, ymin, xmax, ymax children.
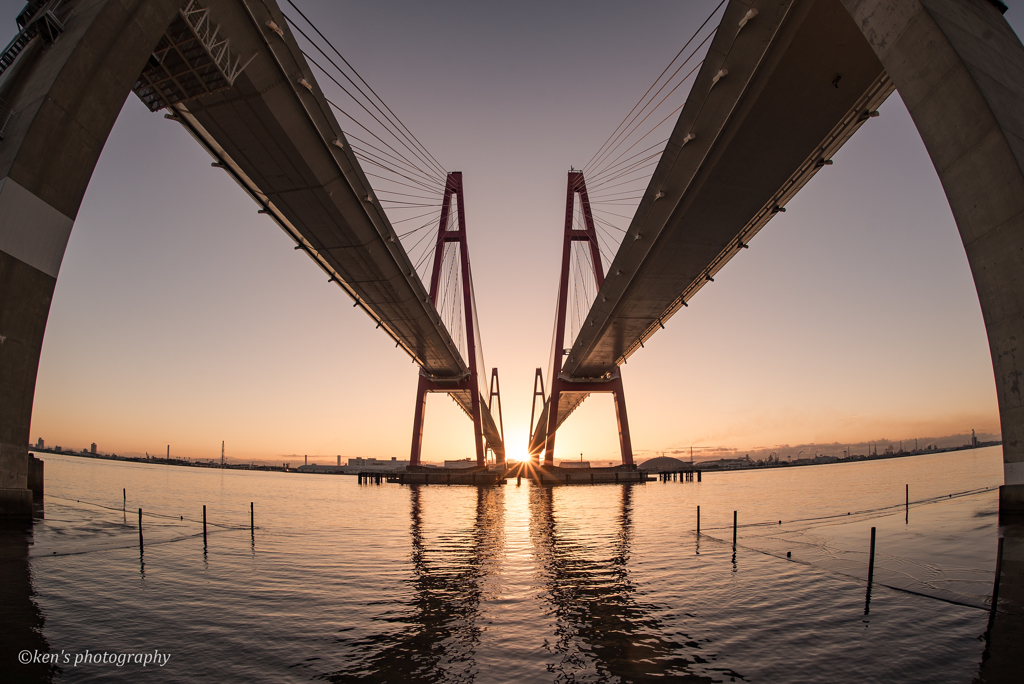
<box><xmin>561</xmin><ymin>0</ymin><xmax>1024</xmax><ymax>508</ymax></box>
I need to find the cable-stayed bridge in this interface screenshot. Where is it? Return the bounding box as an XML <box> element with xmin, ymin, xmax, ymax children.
<box><xmin>0</xmin><ymin>0</ymin><xmax>504</xmax><ymax>516</ymax></box>
<box><xmin>529</xmin><ymin>0</ymin><xmax>1024</xmax><ymax>515</ymax></box>
<box><xmin>1</xmin><ymin>0</ymin><xmax>1023</xmax><ymax>507</ymax></box>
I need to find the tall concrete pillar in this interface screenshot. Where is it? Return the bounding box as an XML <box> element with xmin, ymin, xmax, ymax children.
<box><xmin>0</xmin><ymin>0</ymin><xmax>181</xmax><ymax>516</ymax></box>
<box><xmin>841</xmin><ymin>0</ymin><xmax>1024</xmax><ymax>509</ymax></box>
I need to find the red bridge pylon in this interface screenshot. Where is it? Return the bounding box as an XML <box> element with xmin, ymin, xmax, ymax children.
<box><xmin>529</xmin><ymin>170</ymin><xmax>634</xmax><ymax>467</ymax></box>
<box><xmin>409</xmin><ymin>172</ymin><xmax>504</xmax><ymax>468</ymax></box>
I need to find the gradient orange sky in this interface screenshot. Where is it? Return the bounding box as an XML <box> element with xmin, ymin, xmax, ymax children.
<box><xmin>15</xmin><ymin>0</ymin><xmax>1021</xmax><ymax>464</ymax></box>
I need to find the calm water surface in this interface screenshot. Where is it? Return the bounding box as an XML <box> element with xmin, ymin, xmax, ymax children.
<box><xmin>14</xmin><ymin>447</ymin><xmax>1005</xmax><ymax>682</ymax></box>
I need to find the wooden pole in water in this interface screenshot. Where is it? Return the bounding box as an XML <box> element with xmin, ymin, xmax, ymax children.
<box><xmin>138</xmin><ymin>508</ymin><xmax>143</xmax><ymax>547</ymax></box>
<box><xmin>250</xmin><ymin>502</ymin><xmax>254</xmax><ymax>532</ymax></box>
<box><xmin>733</xmin><ymin>511</ymin><xmax>737</xmax><ymax>547</ymax></box>
<box><xmin>697</xmin><ymin>505</ymin><xmax>700</xmax><ymax>535</ymax></box>
<box><xmin>867</xmin><ymin>527</ymin><xmax>877</xmax><ymax>585</ymax></box>
<box><xmin>905</xmin><ymin>484</ymin><xmax>909</xmax><ymax>523</ymax></box>
<box><xmin>203</xmin><ymin>505</ymin><xmax>208</xmax><ymax>545</ymax></box>
<box><xmin>123</xmin><ymin>488</ymin><xmax>126</xmax><ymax>511</ymax></box>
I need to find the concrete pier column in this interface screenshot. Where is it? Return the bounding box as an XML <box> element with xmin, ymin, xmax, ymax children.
<box><xmin>0</xmin><ymin>0</ymin><xmax>182</xmax><ymax>516</ymax></box>
<box><xmin>979</xmin><ymin>527</ymin><xmax>1024</xmax><ymax>681</ymax></box>
<box><xmin>841</xmin><ymin>0</ymin><xmax>1024</xmax><ymax>509</ymax></box>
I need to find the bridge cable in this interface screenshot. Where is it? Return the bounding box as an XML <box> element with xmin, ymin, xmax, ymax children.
<box><xmin>586</xmin><ymin>58</ymin><xmax>705</xmax><ymax>181</ymax></box>
<box><xmin>586</xmin><ymin>139</ymin><xmax>673</xmax><ymax>188</ymax></box>
<box><xmin>283</xmin><ymin>5</ymin><xmax>459</xmax><ymax>307</ymax></box>
<box><xmin>572</xmin><ymin>3</ymin><xmax>726</xmax><ymax>280</ymax></box>
<box><xmin>583</xmin><ymin>0</ymin><xmax>725</xmax><ymax>175</ymax></box>
<box><xmin>283</xmin><ymin>1</ymin><xmax>447</xmax><ymax>179</ymax></box>
<box><xmin>298</xmin><ymin>50</ymin><xmax>445</xmax><ymax>186</ymax></box>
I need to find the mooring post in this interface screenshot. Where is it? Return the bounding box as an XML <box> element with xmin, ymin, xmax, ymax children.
<box><xmin>905</xmin><ymin>484</ymin><xmax>909</xmax><ymax>523</ymax></box>
<box><xmin>203</xmin><ymin>505</ymin><xmax>208</xmax><ymax>545</ymax></box>
<box><xmin>138</xmin><ymin>508</ymin><xmax>143</xmax><ymax>548</ymax></box>
<box><xmin>250</xmin><ymin>502</ymin><xmax>254</xmax><ymax>533</ymax></box>
<box><xmin>123</xmin><ymin>488</ymin><xmax>126</xmax><ymax>511</ymax></box>
<box><xmin>867</xmin><ymin>527</ymin><xmax>876</xmax><ymax>585</ymax></box>
<box><xmin>733</xmin><ymin>511</ymin><xmax>737</xmax><ymax>547</ymax></box>
<box><xmin>698</xmin><ymin>471</ymin><xmax>701</xmax><ymax>482</ymax></box>
<box><xmin>697</xmin><ymin>505</ymin><xmax>700</xmax><ymax>535</ymax></box>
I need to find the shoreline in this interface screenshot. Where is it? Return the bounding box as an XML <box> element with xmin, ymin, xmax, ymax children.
<box><xmin>27</xmin><ymin>441</ymin><xmax>1002</xmax><ymax>476</ymax></box>
<box><xmin>684</xmin><ymin>441</ymin><xmax>1001</xmax><ymax>473</ymax></box>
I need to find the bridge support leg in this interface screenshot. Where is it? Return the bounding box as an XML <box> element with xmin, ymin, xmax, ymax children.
<box><xmin>470</xmin><ymin>383</ymin><xmax>485</xmax><ymax>468</ymax></box>
<box><xmin>409</xmin><ymin>375</ymin><xmax>429</xmax><ymax>467</ymax></box>
<box><xmin>488</xmin><ymin>368</ymin><xmax>504</xmax><ymax>466</ymax></box>
<box><xmin>528</xmin><ymin>368</ymin><xmax>546</xmax><ymax>464</ymax></box>
<box><xmin>543</xmin><ymin>387</ymin><xmax>561</xmax><ymax>467</ymax></box>
<box><xmin>611</xmin><ymin>376</ymin><xmax>634</xmax><ymax>467</ymax></box>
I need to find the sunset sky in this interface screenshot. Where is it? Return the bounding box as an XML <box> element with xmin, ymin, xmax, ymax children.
<box><xmin>14</xmin><ymin>0</ymin><xmax>1024</xmax><ymax>464</ymax></box>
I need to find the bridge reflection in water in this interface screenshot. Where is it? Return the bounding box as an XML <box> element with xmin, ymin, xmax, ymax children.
<box><xmin>2</xmin><ymin>473</ymin><xmax>1021</xmax><ymax>682</ymax></box>
<box><xmin>325</xmin><ymin>485</ymin><xmax>505</xmax><ymax>682</ymax></box>
<box><xmin>529</xmin><ymin>484</ymin><xmax>718</xmax><ymax>683</ymax></box>
<box><xmin>327</xmin><ymin>481</ymin><xmax>725</xmax><ymax>683</ymax></box>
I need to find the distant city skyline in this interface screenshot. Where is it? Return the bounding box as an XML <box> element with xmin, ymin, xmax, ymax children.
<box><xmin>34</xmin><ymin>429</ymin><xmax>1001</xmax><ymax>469</ymax></box>
<box><xmin>12</xmin><ymin>0</ymin><xmax>1020</xmax><ymax>464</ymax></box>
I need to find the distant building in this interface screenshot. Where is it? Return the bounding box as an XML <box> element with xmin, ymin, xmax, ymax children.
<box><xmin>348</xmin><ymin>457</ymin><xmax>408</xmax><ymax>468</ymax></box>
<box><xmin>444</xmin><ymin>458</ymin><xmax>476</xmax><ymax>469</ymax></box>
<box><xmin>36</xmin><ymin>438</ymin><xmax>44</xmax><ymax>449</ymax></box>
<box><xmin>698</xmin><ymin>457</ymin><xmax>751</xmax><ymax>470</ymax></box>
<box><xmin>297</xmin><ymin>464</ymin><xmax>347</xmax><ymax>474</ymax></box>
<box><xmin>90</xmin><ymin>443</ymin><xmax>97</xmax><ymax>454</ymax></box>
<box><xmin>638</xmin><ymin>456</ymin><xmax>690</xmax><ymax>472</ymax></box>
<box><xmin>297</xmin><ymin>456</ymin><xmax>414</xmax><ymax>473</ymax></box>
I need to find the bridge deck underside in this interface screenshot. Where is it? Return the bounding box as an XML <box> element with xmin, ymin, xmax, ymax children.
<box><xmin>528</xmin><ymin>391</ymin><xmax>589</xmax><ymax>456</ymax></box>
<box><xmin>449</xmin><ymin>389</ymin><xmax>504</xmax><ymax>457</ymax></box>
<box><xmin>563</xmin><ymin>0</ymin><xmax>894</xmax><ymax>379</ymax></box>
<box><xmin>168</xmin><ymin>0</ymin><xmax>468</xmax><ymax>381</ymax></box>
